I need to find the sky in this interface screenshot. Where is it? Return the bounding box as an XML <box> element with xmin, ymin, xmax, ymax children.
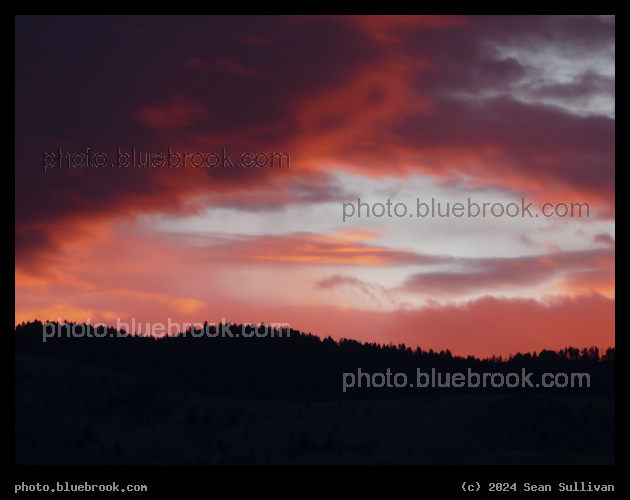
<box><xmin>15</xmin><ymin>15</ymin><xmax>615</xmax><ymax>357</ymax></box>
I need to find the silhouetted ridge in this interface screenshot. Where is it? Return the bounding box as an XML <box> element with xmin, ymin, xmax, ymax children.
<box><xmin>15</xmin><ymin>320</ymin><xmax>614</xmax><ymax>400</ymax></box>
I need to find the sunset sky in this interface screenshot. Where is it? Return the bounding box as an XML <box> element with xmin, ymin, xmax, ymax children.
<box><xmin>15</xmin><ymin>15</ymin><xmax>615</xmax><ymax>357</ymax></box>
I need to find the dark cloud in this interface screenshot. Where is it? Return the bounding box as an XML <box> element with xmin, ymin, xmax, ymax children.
<box><xmin>594</xmin><ymin>233</ymin><xmax>615</xmax><ymax>246</ymax></box>
<box><xmin>400</xmin><ymin>248</ymin><xmax>614</xmax><ymax>295</ymax></box>
<box><xmin>16</xmin><ymin>15</ymin><xmax>614</xmax><ymax>267</ymax></box>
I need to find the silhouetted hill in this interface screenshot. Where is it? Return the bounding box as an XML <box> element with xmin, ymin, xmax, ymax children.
<box><xmin>14</xmin><ymin>320</ymin><xmax>615</xmax><ymax>400</ymax></box>
<box><xmin>14</xmin><ymin>320</ymin><xmax>615</xmax><ymax>464</ymax></box>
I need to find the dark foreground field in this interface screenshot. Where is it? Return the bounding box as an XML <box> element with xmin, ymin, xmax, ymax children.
<box><xmin>16</xmin><ymin>353</ymin><xmax>614</xmax><ymax>465</ymax></box>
